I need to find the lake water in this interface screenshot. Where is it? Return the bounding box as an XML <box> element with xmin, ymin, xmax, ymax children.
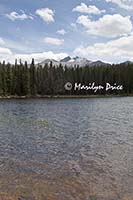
<box><xmin>0</xmin><ymin>97</ymin><xmax>133</xmax><ymax>200</ymax></box>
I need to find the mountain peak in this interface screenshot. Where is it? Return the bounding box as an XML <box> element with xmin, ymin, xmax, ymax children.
<box><xmin>121</xmin><ymin>61</ymin><xmax>133</xmax><ymax>65</ymax></box>
<box><xmin>38</xmin><ymin>56</ymin><xmax>111</xmax><ymax>67</ymax></box>
<box><xmin>60</xmin><ymin>56</ymin><xmax>71</xmax><ymax>62</ymax></box>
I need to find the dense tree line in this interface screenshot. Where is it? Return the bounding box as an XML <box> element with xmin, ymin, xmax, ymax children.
<box><xmin>0</xmin><ymin>59</ymin><xmax>133</xmax><ymax>96</ymax></box>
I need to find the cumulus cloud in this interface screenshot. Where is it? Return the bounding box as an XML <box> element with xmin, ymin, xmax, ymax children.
<box><xmin>74</xmin><ymin>35</ymin><xmax>133</xmax><ymax>63</ymax></box>
<box><xmin>35</xmin><ymin>8</ymin><xmax>54</xmax><ymax>23</ymax></box>
<box><xmin>0</xmin><ymin>47</ymin><xmax>12</xmax><ymax>55</ymax></box>
<box><xmin>43</xmin><ymin>37</ymin><xmax>64</xmax><ymax>45</ymax></box>
<box><xmin>57</xmin><ymin>29</ymin><xmax>66</xmax><ymax>35</ymax></box>
<box><xmin>6</xmin><ymin>11</ymin><xmax>33</xmax><ymax>21</ymax></box>
<box><xmin>0</xmin><ymin>47</ymin><xmax>68</xmax><ymax>63</ymax></box>
<box><xmin>106</xmin><ymin>0</ymin><xmax>133</xmax><ymax>10</ymax></box>
<box><xmin>0</xmin><ymin>47</ymin><xmax>13</xmax><ymax>62</ymax></box>
<box><xmin>77</xmin><ymin>14</ymin><xmax>132</xmax><ymax>37</ymax></box>
<box><xmin>1</xmin><ymin>34</ymin><xmax>133</xmax><ymax>63</ymax></box>
<box><xmin>14</xmin><ymin>51</ymin><xmax>68</xmax><ymax>63</ymax></box>
<box><xmin>73</xmin><ymin>3</ymin><xmax>105</xmax><ymax>15</ymax></box>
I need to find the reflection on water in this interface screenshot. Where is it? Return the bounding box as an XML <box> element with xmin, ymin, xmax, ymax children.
<box><xmin>0</xmin><ymin>97</ymin><xmax>133</xmax><ymax>200</ymax></box>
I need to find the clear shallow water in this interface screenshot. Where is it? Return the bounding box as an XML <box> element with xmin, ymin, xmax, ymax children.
<box><xmin>0</xmin><ymin>97</ymin><xmax>133</xmax><ymax>200</ymax></box>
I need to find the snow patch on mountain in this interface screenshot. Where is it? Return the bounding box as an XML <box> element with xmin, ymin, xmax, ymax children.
<box><xmin>38</xmin><ymin>56</ymin><xmax>110</xmax><ymax>67</ymax></box>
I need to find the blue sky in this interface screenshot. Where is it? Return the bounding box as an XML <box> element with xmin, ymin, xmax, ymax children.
<box><xmin>0</xmin><ymin>0</ymin><xmax>133</xmax><ymax>63</ymax></box>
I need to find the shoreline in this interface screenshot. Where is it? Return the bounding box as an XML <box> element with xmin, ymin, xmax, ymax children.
<box><xmin>0</xmin><ymin>94</ymin><xmax>133</xmax><ymax>99</ymax></box>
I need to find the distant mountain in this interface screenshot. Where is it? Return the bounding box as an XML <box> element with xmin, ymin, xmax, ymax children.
<box><xmin>88</xmin><ymin>60</ymin><xmax>110</xmax><ymax>67</ymax></box>
<box><xmin>60</xmin><ymin>56</ymin><xmax>71</xmax><ymax>62</ymax></box>
<box><xmin>39</xmin><ymin>59</ymin><xmax>59</xmax><ymax>67</ymax></box>
<box><xmin>38</xmin><ymin>56</ymin><xmax>111</xmax><ymax>67</ymax></box>
<box><xmin>120</xmin><ymin>61</ymin><xmax>133</xmax><ymax>65</ymax></box>
<box><xmin>59</xmin><ymin>56</ymin><xmax>92</xmax><ymax>67</ymax></box>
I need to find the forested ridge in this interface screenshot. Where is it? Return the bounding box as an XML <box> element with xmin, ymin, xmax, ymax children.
<box><xmin>0</xmin><ymin>58</ymin><xmax>133</xmax><ymax>96</ymax></box>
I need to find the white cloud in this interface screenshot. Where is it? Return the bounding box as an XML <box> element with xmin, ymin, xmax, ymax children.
<box><xmin>0</xmin><ymin>38</ymin><xmax>5</xmax><ymax>45</ymax></box>
<box><xmin>57</xmin><ymin>29</ymin><xmax>66</xmax><ymax>35</ymax></box>
<box><xmin>35</xmin><ymin>8</ymin><xmax>54</xmax><ymax>23</ymax></box>
<box><xmin>6</xmin><ymin>11</ymin><xmax>33</xmax><ymax>21</ymax></box>
<box><xmin>43</xmin><ymin>37</ymin><xmax>64</xmax><ymax>45</ymax></box>
<box><xmin>14</xmin><ymin>51</ymin><xmax>68</xmax><ymax>63</ymax></box>
<box><xmin>0</xmin><ymin>47</ymin><xmax>13</xmax><ymax>62</ymax></box>
<box><xmin>106</xmin><ymin>0</ymin><xmax>133</xmax><ymax>10</ymax></box>
<box><xmin>73</xmin><ymin>3</ymin><xmax>105</xmax><ymax>15</ymax></box>
<box><xmin>77</xmin><ymin>14</ymin><xmax>132</xmax><ymax>37</ymax></box>
<box><xmin>74</xmin><ymin>35</ymin><xmax>133</xmax><ymax>63</ymax></box>
<box><xmin>0</xmin><ymin>47</ymin><xmax>68</xmax><ymax>63</ymax></box>
<box><xmin>1</xmin><ymin>34</ymin><xmax>133</xmax><ymax>63</ymax></box>
<box><xmin>0</xmin><ymin>47</ymin><xmax>12</xmax><ymax>55</ymax></box>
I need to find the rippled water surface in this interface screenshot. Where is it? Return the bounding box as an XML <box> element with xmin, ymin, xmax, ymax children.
<box><xmin>0</xmin><ymin>97</ymin><xmax>133</xmax><ymax>200</ymax></box>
